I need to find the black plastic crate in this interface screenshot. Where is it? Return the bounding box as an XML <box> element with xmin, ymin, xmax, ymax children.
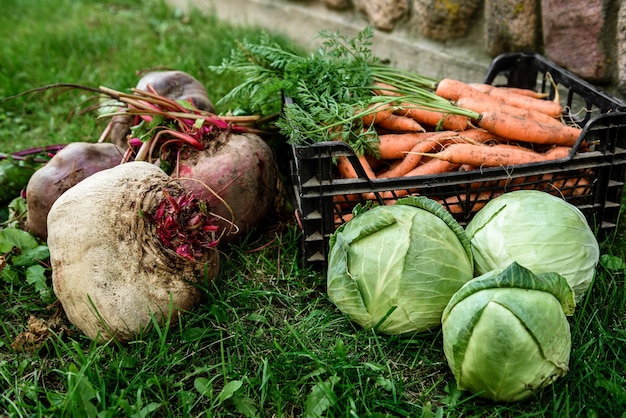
<box><xmin>288</xmin><ymin>53</ymin><xmax>626</xmax><ymax>271</ymax></box>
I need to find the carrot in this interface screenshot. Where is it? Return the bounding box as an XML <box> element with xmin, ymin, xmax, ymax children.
<box><xmin>335</xmin><ymin>151</ymin><xmax>377</xmax><ymax>180</ymax></box>
<box><xmin>360</xmin><ymin>155</ymin><xmax>377</xmax><ymax>179</ymax></box>
<box><xmin>485</xmin><ymin>87</ymin><xmax>563</xmax><ymax>117</ymax></box>
<box><xmin>452</xmin><ymin>128</ymin><xmax>501</xmax><ymax>144</ymax></box>
<box><xmin>334</xmin><ymin>159</ymin><xmax>366</xmax><ymax>204</ymax></box>
<box><xmin>377</xmin><ymin>131</ymin><xmax>449</xmax><ymax>160</ymax></box>
<box><xmin>398</xmin><ymin>106</ymin><xmax>471</xmax><ymax>131</ymax></box>
<box><xmin>365</xmin><ymin>154</ymin><xmax>385</xmax><ymax>171</ymax></box>
<box><xmin>361</xmin><ymin>102</ymin><xmax>394</xmax><ymax>126</ymax></box>
<box><xmin>456</xmin><ymin>96</ymin><xmax>562</xmax><ymax>126</ymax></box>
<box><xmin>377</xmin><ymin>131</ymin><xmax>460</xmax><ymax>178</ymax></box>
<box><xmin>420</xmin><ymin>143</ymin><xmax>547</xmax><ymax>167</ymax></box>
<box><xmin>542</xmin><ymin>175</ymin><xmax>591</xmax><ymax>197</ymax></box>
<box><xmin>438</xmin><ymin>78</ymin><xmax>562</xmax><ymax>117</ymax></box>
<box><xmin>404</xmin><ymin>159</ymin><xmax>460</xmax><ymax>178</ymax></box>
<box><xmin>438</xmin><ymin>191</ymin><xmax>497</xmax><ymax>214</ymax></box>
<box><xmin>435</xmin><ymin>78</ymin><xmax>492</xmax><ymax>102</ymax></box>
<box><xmin>377</xmin><ymin>114</ymin><xmax>426</xmax><ymax>132</ymax></box>
<box><xmin>466</xmin><ymin>83</ymin><xmax>494</xmax><ymax>94</ymax></box>
<box><xmin>372</xmin><ymin>81</ymin><xmax>402</xmax><ymax>96</ymax></box>
<box><xmin>334</xmin><ymin>212</ymin><xmax>354</xmax><ymax>225</ymax></box>
<box><xmin>478</xmin><ymin>110</ymin><xmax>582</xmax><ymax>147</ymax></box>
<box><xmin>502</xmin><ymin>87</ymin><xmax>549</xmax><ymax>99</ymax></box>
<box><xmin>543</xmin><ymin>146</ymin><xmax>572</xmax><ymax>160</ymax></box>
<box><xmin>459</xmin><ymin>164</ymin><xmax>476</xmax><ymax>172</ymax></box>
<box><xmin>469</xmin><ymin>83</ymin><xmax>550</xmax><ymax>99</ymax></box>
<box><xmin>334</xmin><ymin>194</ymin><xmax>361</xmax><ymax>208</ymax></box>
<box><xmin>377</xmin><ymin>129</ymin><xmax>499</xmax><ymax>176</ymax></box>
<box><xmin>374</xmin><ymin>158</ymin><xmax>404</xmax><ymax>177</ymax></box>
<box><xmin>376</xmin><ymin>159</ymin><xmax>461</xmax><ymax>203</ymax></box>
<box><xmin>337</xmin><ymin>156</ymin><xmax>359</xmax><ymax>179</ymax></box>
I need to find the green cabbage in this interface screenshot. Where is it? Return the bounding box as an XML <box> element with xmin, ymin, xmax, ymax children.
<box><xmin>326</xmin><ymin>196</ymin><xmax>474</xmax><ymax>335</ymax></box>
<box><xmin>442</xmin><ymin>262</ymin><xmax>574</xmax><ymax>402</ymax></box>
<box><xmin>465</xmin><ymin>190</ymin><xmax>599</xmax><ymax>300</ymax></box>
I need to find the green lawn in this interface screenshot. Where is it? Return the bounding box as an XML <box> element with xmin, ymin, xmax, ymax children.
<box><xmin>1</xmin><ymin>1</ymin><xmax>625</xmax><ymax>417</ymax></box>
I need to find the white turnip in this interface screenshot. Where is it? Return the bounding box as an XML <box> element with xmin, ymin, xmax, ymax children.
<box><xmin>173</xmin><ymin>131</ymin><xmax>278</xmax><ymax>241</ymax></box>
<box><xmin>48</xmin><ymin>161</ymin><xmax>220</xmax><ymax>343</ymax></box>
<box><xmin>25</xmin><ymin>142</ymin><xmax>124</xmax><ymax>239</ymax></box>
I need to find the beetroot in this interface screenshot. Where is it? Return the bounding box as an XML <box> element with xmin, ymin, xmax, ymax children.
<box><xmin>135</xmin><ymin>71</ymin><xmax>215</xmax><ymax>113</ymax></box>
<box><xmin>48</xmin><ymin>162</ymin><xmax>220</xmax><ymax>343</ymax></box>
<box><xmin>24</xmin><ymin>142</ymin><xmax>124</xmax><ymax>239</ymax></box>
<box><xmin>173</xmin><ymin>131</ymin><xmax>277</xmax><ymax>241</ymax></box>
<box><xmin>107</xmin><ymin>71</ymin><xmax>215</xmax><ymax>149</ymax></box>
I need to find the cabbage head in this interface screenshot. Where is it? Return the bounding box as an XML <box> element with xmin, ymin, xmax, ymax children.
<box><xmin>465</xmin><ymin>190</ymin><xmax>599</xmax><ymax>300</ymax></box>
<box><xmin>442</xmin><ymin>262</ymin><xmax>574</xmax><ymax>402</ymax></box>
<box><xmin>326</xmin><ymin>196</ymin><xmax>474</xmax><ymax>335</ymax></box>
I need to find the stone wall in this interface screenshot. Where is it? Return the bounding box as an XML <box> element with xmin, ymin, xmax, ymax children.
<box><xmin>169</xmin><ymin>0</ymin><xmax>626</xmax><ymax>99</ymax></box>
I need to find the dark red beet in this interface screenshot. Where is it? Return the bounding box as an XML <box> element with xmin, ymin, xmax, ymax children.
<box><xmin>173</xmin><ymin>131</ymin><xmax>277</xmax><ymax>242</ymax></box>
<box><xmin>25</xmin><ymin>142</ymin><xmax>124</xmax><ymax>239</ymax></box>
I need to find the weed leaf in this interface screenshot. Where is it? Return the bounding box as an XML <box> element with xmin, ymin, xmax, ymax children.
<box><xmin>67</xmin><ymin>363</ymin><xmax>98</xmax><ymax>417</ymax></box>
<box><xmin>25</xmin><ymin>264</ymin><xmax>53</xmax><ymax>303</ymax></box>
<box><xmin>11</xmin><ymin>245</ymin><xmax>49</xmax><ymax>267</ymax></box>
<box><xmin>599</xmin><ymin>254</ymin><xmax>626</xmax><ymax>273</ymax></box>
<box><xmin>131</xmin><ymin>402</ymin><xmax>161</xmax><ymax>418</ymax></box>
<box><xmin>194</xmin><ymin>377</ymin><xmax>212</xmax><ymax>397</ymax></box>
<box><xmin>304</xmin><ymin>376</ymin><xmax>340</xmax><ymax>418</ymax></box>
<box><xmin>0</xmin><ymin>228</ymin><xmax>38</xmax><ymax>253</ymax></box>
<box><xmin>231</xmin><ymin>394</ymin><xmax>259</xmax><ymax>418</ymax></box>
<box><xmin>217</xmin><ymin>380</ymin><xmax>243</xmax><ymax>403</ymax></box>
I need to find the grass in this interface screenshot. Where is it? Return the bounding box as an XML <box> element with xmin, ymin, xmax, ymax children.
<box><xmin>1</xmin><ymin>0</ymin><xmax>626</xmax><ymax>417</ymax></box>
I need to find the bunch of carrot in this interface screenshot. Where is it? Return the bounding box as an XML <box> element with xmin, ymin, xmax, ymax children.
<box><xmin>333</xmin><ymin>77</ymin><xmax>592</xmax><ymax>219</ymax></box>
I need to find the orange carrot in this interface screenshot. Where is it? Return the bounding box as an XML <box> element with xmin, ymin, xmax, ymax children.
<box><xmin>332</xmin><ymin>175</ymin><xmax>362</xmax><ymax>204</ymax></box>
<box><xmin>334</xmin><ymin>194</ymin><xmax>361</xmax><ymax>207</ymax></box>
<box><xmin>452</xmin><ymin>128</ymin><xmax>501</xmax><ymax>144</ymax></box>
<box><xmin>469</xmin><ymin>83</ymin><xmax>550</xmax><ymax>99</ymax></box>
<box><xmin>398</xmin><ymin>106</ymin><xmax>471</xmax><ymax>131</ymax></box>
<box><xmin>478</xmin><ymin>110</ymin><xmax>581</xmax><ymax>146</ymax></box>
<box><xmin>377</xmin><ymin>131</ymin><xmax>450</xmax><ymax>160</ymax></box>
<box><xmin>542</xmin><ymin>175</ymin><xmax>591</xmax><ymax>197</ymax></box>
<box><xmin>403</xmin><ymin>159</ymin><xmax>460</xmax><ymax>178</ymax></box>
<box><xmin>438</xmin><ymin>78</ymin><xmax>562</xmax><ymax>117</ymax></box>
<box><xmin>376</xmin><ymin>140</ymin><xmax>438</xmax><ymax>178</ymax></box>
<box><xmin>421</xmin><ymin>143</ymin><xmax>547</xmax><ymax>167</ymax></box>
<box><xmin>336</xmin><ymin>151</ymin><xmax>376</xmax><ymax>180</ymax></box>
<box><xmin>372</xmin><ymin>81</ymin><xmax>401</xmax><ymax>96</ymax></box>
<box><xmin>485</xmin><ymin>87</ymin><xmax>563</xmax><ymax>117</ymax></box>
<box><xmin>359</xmin><ymin>155</ymin><xmax>377</xmax><ymax>179</ymax></box>
<box><xmin>456</xmin><ymin>96</ymin><xmax>562</xmax><ymax>126</ymax></box>
<box><xmin>459</xmin><ymin>164</ymin><xmax>477</xmax><ymax>172</ymax></box>
<box><xmin>439</xmin><ymin>191</ymin><xmax>497</xmax><ymax>214</ymax></box>
<box><xmin>376</xmin><ymin>129</ymin><xmax>498</xmax><ymax>176</ymax></box>
<box><xmin>374</xmin><ymin>158</ymin><xmax>404</xmax><ymax>177</ymax></box>
<box><xmin>336</xmin><ymin>155</ymin><xmax>376</xmax><ymax>202</ymax></box>
<box><xmin>337</xmin><ymin>156</ymin><xmax>358</xmax><ymax>179</ymax></box>
<box><xmin>466</xmin><ymin>83</ymin><xmax>494</xmax><ymax>94</ymax></box>
<box><xmin>376</xmin><ymin>159</ymin><xmax>460</xmax><ymax>202</ymax></box>
<box><xmin>435</xmin><ymin>78</ymin><xmax>492</xmax><ymax>102</ymax></box>
<box><xmin>364</xmin><ymin>154</ymin><xmax>384</xmax><ymax>171</ymax></box>
<box><xmin>334</xmin><ymin>212</ymin><xmax>354</xmax><ymax>225</ymax></box>
<box><xmin>377</xmin><ymin>131</ymin><xmax>460</xmax><ymax>178</ymax></box>
<box><xmin>543</xmin><ymin>146</ymin><xmax>572</xmax><ymax>160</ymax></box>
<box><xmin>361</xmin><ymin>103</ymin><xmax>394</xmax><ymax>126</ymax></box>
<box><xmin>377</xmin><ymin>114</ymin><xmax>426</xmax><ymax>132</ymax></box>
<box><xmin>501</xmin><ymin>87</ymin><xmax>549</xmax><ymax>99</ymax></box>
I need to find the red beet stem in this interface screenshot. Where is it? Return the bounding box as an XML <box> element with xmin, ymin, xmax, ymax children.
<box><xmin>150</xmin><ymin>187</ymin><xmax>220</xmax><ymax>260</ymax></box>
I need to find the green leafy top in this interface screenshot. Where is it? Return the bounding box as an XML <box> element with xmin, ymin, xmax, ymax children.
<box><xmin>211</xmin><ymin>28</ymin><xmax>479</xmax><ymax>157</ymax></box>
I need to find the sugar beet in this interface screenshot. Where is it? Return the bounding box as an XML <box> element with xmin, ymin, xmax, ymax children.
<box><xmin>48</xmin><ymin>162</ymin><xmax>220</xmax><ymax>343</ymax></box>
